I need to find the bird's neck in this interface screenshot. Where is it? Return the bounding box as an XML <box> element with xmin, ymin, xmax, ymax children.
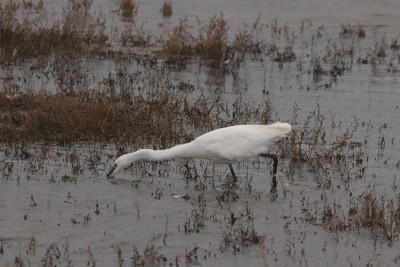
<box><xmin>124</xmin><ymin>143</ymin><xmax>192</xmax><ymax>163</ymax></box>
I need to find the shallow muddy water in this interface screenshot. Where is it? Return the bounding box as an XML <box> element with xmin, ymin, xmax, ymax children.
<box><xmin>1</xmin><ymin>0</ymin><xmax>400</xmax><ymax>266</ymax></box>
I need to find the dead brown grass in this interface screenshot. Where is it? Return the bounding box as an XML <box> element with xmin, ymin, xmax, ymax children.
<box><xmin>119</xmin><ymin>0</ymin><xmax>137</xmax><ymax>18</ymax></box>
<box><xmin>274</xmin><ymin>103</ymin><xmax>367</xmax><ymax>186</ymax></box>
<box><xmin>0</xmin><ymin>0</ymin><xmax>107</xmax><ymax>62</ymax></box>
<box><xmin>161</xmin><ymin>14</ymin><xmax>271</xmax><ymax>68</ymax></box>
<box><xmin>340</xmin><ymin>24</ymin><xmax>366</xmax><ymax>39</ymax></box>
<box><xmin>317</xmin><ymin>191</ymin><xmax>400</xmax><ymax>242</ymax></box>
<box><xmin>0</xmin><ymin>89</ymin><xmax>272</xmax><ymax>145</ymax></box>
<box><xmin>162</xmin><ymin>17</ymin><xmax>194</xmax><ymax>64</ymax></box>
<box><xmin>196</xmin><ymin>13</ymin><xmax>229</xmax><ymax>66</ymax></box>
<box><xmin>232</xmin><ymin>14</ymin><xmax>265</xmax><ymax>56</ymax></box>
<box><xmin>161</xmin><ymin>13</ymin><xmax>231</xmax><ymax>67</ymax></box>
<box><xmin>0</xmin><ymin>93</ymin><xmax>180</xmax><ymax>144</ymax></box>
<box><xmin>160</xmin><ymin>1</ymin><xmax>172</xmax><ymax>18</ymax></box>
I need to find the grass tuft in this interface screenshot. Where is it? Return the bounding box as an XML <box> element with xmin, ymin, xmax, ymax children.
<box><xmin>119</xmin><ymin>0</ymin><xmax>137</xmax><ymax>18</ymax></box>
<box><xmin>160</xmin><ymin>1</ymin><xmax>172</xmax><ymax>18</ymax></box>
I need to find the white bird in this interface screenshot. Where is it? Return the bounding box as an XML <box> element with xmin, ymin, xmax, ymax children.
<box><xmin>107</xmin><ymin>122</ymin><xmax>292</xmax><ymax>191</ymax></box>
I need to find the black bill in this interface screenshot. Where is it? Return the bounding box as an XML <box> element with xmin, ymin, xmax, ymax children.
<box><xmin>106</xmin><ymin>164</ymin><xmax>116</xmax><ymax>178</ymax></box>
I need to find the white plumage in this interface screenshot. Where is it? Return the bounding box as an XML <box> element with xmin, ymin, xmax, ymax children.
<box><xmin>107</xmin><ymin>122</ymin><xmax>291</xmax><ymax>190</ymax></box>
<box><xmin>191</xmin><ymin>123</ymin><xmax>291</xmax><ymax>163</ymax></box>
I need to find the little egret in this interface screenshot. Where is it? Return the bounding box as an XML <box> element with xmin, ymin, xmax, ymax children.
<box><xmin>107</xmin><ymin>122</ymin><xmax>291</xmax><ymax>192</ymax></box>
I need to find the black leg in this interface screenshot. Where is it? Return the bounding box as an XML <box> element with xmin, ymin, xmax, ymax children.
<box><xmin>228</xmin><ymin>164</ymin><xmax>237</xmax><ymax>183</ymax></box>
<box><xmin>259</xmin><ymin>153</ymin><xmax>278</xmax><ymax>193</ymax></box>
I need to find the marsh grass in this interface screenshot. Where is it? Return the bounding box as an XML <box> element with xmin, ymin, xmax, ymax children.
<box><xmin>0</xmin><ymin>93</ymin><xmax>177</xmax><ymax>143</ymax></box>
<box><xmin>161</xmin><ymin>14</ymin><xmax>231</xmax><ymax>68</ymax></box>
<box><xmin>0</xmin><ymin>1</ymin><xmax>107</xmax><ymax>62</ymax></box>
<box><xmin>162</xmin><ymin>17</ymin><xmax>194</xmax><ymax>65</ymax></box>
<box><xmin>232</xmin><ymin>14</ymin><xmax>265</xmax><ymax>57</ymax></box>
<box><xmin>120</xmin><ymin>22</ymin><xmax>151</xmax><ymax>47</ymax></box>
<box><xmin>278</xmin><ymin>104</ymin><xmax>366</xmax><ymax>180</ymax></box>
<box><xmin>1</xmin><ymin>0</ymin><xmax>44</xmax><ymax>12</ymax></box>
<box><xmin>0</xmin><ymin>94</ymin><xmax>126</xmax><ymax>143</ymax></box>
<box><xmin>4</xmin><ymin>240</ymin><xmax>97</xmax><ymax>267</ymax></box>
<box><xmin>160</xmin><ymin>16</ymin><xmax>302</xmax><ymax>69</ymax></box>
<box><xmin>67</xmin><ymin>0</ymin><xmax>93</xmax><ymax>15</ymax></box>
<box><xmin>220</xmin><ymin>203</ymin><xmax>265</xmax><ymax>252</ymax></box>
<box><xmin>196</xmin><ymin>13</ymin><xmax>229</xmax><ymax>67</ymax></box>
<box><xmin>1</xmin><ymin>2</ymin><xmax>398</xmax><ymax>77</ymax></box>
<box><xmin>160</xmin><ymin>1</ymin><xmax>172</xmax><ymax>18</ymax></box>
<box><xmin>119</xmin><ymin>0</ymin><xmax>137</xmax><ymax>18</ymax></box>
<box><xmin>184</xmin><ymin>193</ymin><xmax>207</xmax><ymax>234</ymax></box>
<box><xmin>340</xmin><ymin>24</ymin><xmax>366</xmax><ymax>39</ymax></box>
<box><xmin>315</xmin><ymin>190</ymin><xmax>400</xmax><ymax>243</ymax></box>
<box><xmin>41</xmin><ymin>243</ymin><xmax>61</xmax><ymax>266</ymax></box>
<box><xmin>0</xmin><ymin>88</ymin><xmax>272</xmax><ymax>144</ymax></box>
<box><xmin>132</xmin><ymin>240</ymin><xmax>166</xmax><ymax>266</ymax></box>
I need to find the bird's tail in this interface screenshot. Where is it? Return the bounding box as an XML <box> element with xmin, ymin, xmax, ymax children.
<box><xmin>269</xmin><ymin>122</ymin><xmax>292</xmax><ymax>134</ymax></box>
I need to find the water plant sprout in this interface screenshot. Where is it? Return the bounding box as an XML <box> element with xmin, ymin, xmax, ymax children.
<box><xmin>107</xmin><ymin>122</ymin><xmax>292</xmax><ymax>192</ymax></box>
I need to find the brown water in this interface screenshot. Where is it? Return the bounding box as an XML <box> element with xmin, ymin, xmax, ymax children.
<box><xmin>1</xmin><ymin>0</ymin><xmax>400</xmax><ymax>266</ymax></box>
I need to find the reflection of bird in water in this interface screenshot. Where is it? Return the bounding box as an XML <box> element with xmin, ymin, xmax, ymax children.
<box><xmin>107</xmin><ymin>122</ymin><xmax>292</xmax><ymax>192</ymax></box>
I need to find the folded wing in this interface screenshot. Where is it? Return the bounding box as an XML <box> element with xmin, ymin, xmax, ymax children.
<box><xmin>193</xmin><ymin>122</ymin><xmax>291</xmax><ymax>163</ymax></box>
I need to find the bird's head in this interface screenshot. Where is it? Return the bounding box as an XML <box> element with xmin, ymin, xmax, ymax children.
<box><xmin>106</xmin><ymin>155</ymin><xmax>129</xmax><ymax>178</ymax></box>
